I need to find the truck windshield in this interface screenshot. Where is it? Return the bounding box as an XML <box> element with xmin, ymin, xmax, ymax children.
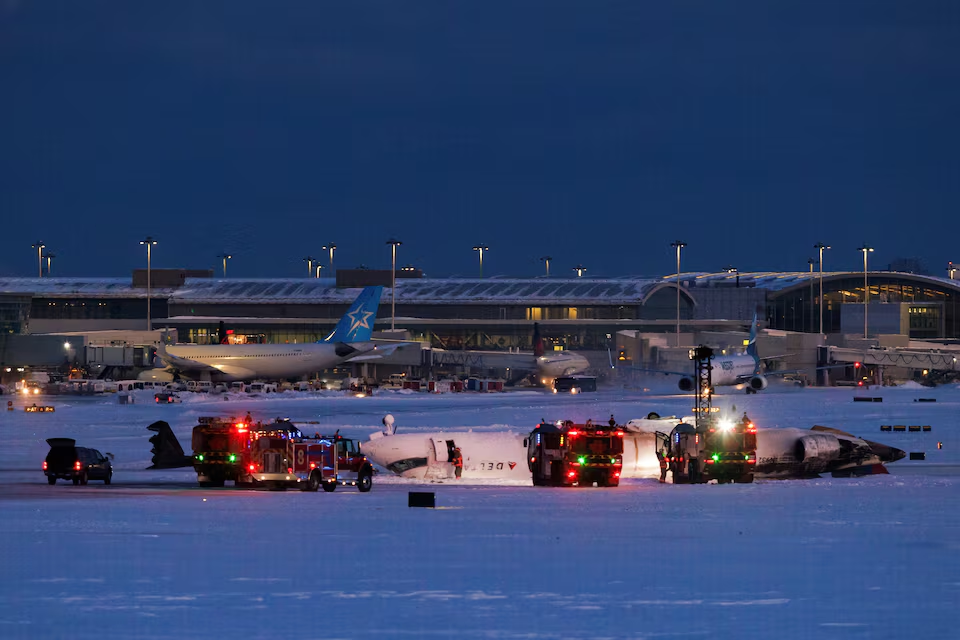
<box><xmin>570</xmin><ymin>436</ymin><xmax>623</xmax><ymax>455</ymax></box>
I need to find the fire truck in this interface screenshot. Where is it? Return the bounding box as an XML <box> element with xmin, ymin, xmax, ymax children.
<box><xmin>191</xmin><ymin>417</ymin><xmax>253</xmax><ymax>487</ymax></box>
<box><xmin>526</xmin><ymin>419</ymin><xmax>624</xmax><ymax>486</ymax></box>
<box><xmin>190</xmin><ymin>417</ymin><xmax>374</xmax><ymax>491</ymax></box>
<box><xmin>655</xmin><ymin>346</ymin><xmax>757</xmax><ymax>484</ymax></box>
<box><xmin>288</xmin><ymin>432</ymin><xmax>374</xmax><ymax>492</ymax></box>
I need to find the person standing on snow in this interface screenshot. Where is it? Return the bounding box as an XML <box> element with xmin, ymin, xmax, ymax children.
<box><xmin>451</xmin><ymin>447</ymin><xmax>464</xmax><ymax>479</ymax></box>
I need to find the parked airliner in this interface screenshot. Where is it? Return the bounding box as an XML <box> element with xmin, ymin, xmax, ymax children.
<box><xmin>161</xmin><ymin>286</ymin><xmax>404</xmax><ymax>381</ymax></box>
<box><xmin>635</xmin><ymin>313</ymin><xmax>794</xmax><ymax>393</ymax></box>
<box><xmin>428</xmin><ymin>323</ymin><xmax>590</xmax><ymax>383</ymax></box>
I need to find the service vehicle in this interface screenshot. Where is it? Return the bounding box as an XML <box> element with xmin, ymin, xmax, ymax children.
<box><xmin>655</xmin><ymin>345</ymin><xmax>757</xmax><ymax>484</ymax></box>
<box><xmin>314</xmin><ymin>434</ymin><xmax>374</xmax><ymax>492</ymax></box>
<box><xmin>190</xmin><ymin>417</ymin><xmax>253</xmax><ymax>486</ymax></box>
<box><xmin>153</xmin><ymin>416</ymin><xmax>376</xmax><ymax>491</ymax></box>
<box><xmin>43</xmin><ymin>438</ymin><xmax>113</xmax><ymax>485</ymax></box>
<box><xmin>154</xmin><ymin>392</ymin><xmax>182</xmax><ymax>404</ymax></box>
<box><xmin>552</xmin><ymin>375</ymin><xmax>597</xmax><ymax>394</ymax></box>
<box><xmin>526</xmin><ymin>420</ymin><xmax>623</xmax><ymax>486</ymax></box>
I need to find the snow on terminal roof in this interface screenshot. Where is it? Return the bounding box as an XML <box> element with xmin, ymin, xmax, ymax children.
<box><xmin>0</xmin><ymin>277</ymin><xmax>176</xmax><ymax>298</ymax></box>
<box><xmin>170</xmin><ymin>278</ymin><xmax>663</xmax><ymax>305</ymax></box>
<box><xmin>681</xmin><ymin>271</ymin><xmax>960</xmax><ymax>293</ymax></box>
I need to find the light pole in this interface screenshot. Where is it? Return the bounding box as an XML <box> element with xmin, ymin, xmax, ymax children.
<box><xmin>948</xmin><ymin>262</ymin><xmax>956</xmax><ymax>280</ymax></box>
<box><xmin>573</xmin><ymin>265</ymin><xmax>587</xmax><ymax>277</ymax></box>
<box><xmin>858</xmin><ymin>244</ymin><xmax>874</xmax><ymax>339</ymax></box>
<box><xmin>814</xmin><ymin>242</ymin><xmax>830</xmax><ymax>335</ymax></box>
<box><xmin>31</xmin><ymin>241</ymin><xmax>45</xmax><ymax>278</ymax></box>
<box><xmin>217</xmin><ymin>253</ymin><xmax>232</xmax><ymax>278</ymax></box>
<box><xmin>302</xmin><ymin>256</ymin><xmax>315</xmax><ymax>277</ymax></box>
<box><xmin>472</xmin><ymin>245</ymin><xmax>489</xmax><ymax>278</ymax></box>
<box><xmin>387</xmin><ymin>239</ymin><xmax>402</xmax><ymax>331</ymax></box>
<box><xmin>540</xmin><ymin>256</ymin><xmax>552</xmax><ymax>277</ymax></box>
<box><xmin>671</xmin><ymin>240</ymin><xmax>686</xmax><ymax>343</ymax></box>
<box><xmin>323</xmin><ymin>243</ymin><xmax>336</xmax><ymax>275</ymax></box>
<box><xmin>139</xmin><ymin>236</ymin><xmax>158</xmax><ymax>331</ymax></box>
<box><xmin>808</xmin><ymin>258</ymin><xmax>816</xmax><ymax>333</ymax></box>
<box><xmin>316</xmin><ymin>264</ymin><xmax>324</xmax><ymax>279</ymax></box>
<box><xmin>44</xmin><ymin>252</ymin><xmax>56</xmax><ymax>276</ymax></box>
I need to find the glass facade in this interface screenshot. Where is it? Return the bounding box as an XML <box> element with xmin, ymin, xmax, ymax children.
<box><xmin>767</xmin><ymin>275</ymin><xmax>960</xmax><ymax>338</ymax></box>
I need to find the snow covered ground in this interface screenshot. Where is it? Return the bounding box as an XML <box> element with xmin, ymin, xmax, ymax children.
<box><xmin>1</xmin><ymin>383</ymin><xmax>957</xmax><ymax>638</ymax></box>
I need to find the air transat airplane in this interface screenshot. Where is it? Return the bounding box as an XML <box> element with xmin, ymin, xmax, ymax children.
<box><xmin>161</xmin><ymin>286</ymin><xmax>404</xmax><ymax>381</ymax></box>
<box><xmin>362</xmin><ymin>414</ymin><xmax>905</xmax><ymax>481</ymax></box>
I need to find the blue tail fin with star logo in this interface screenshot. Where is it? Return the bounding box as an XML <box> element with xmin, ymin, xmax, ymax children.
<box><xmin>324</xmin><ymin>286</ymin><xmax>383</xmax><ymax>343</ymax></box>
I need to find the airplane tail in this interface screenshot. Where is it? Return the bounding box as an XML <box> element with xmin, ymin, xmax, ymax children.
<box><xmin>533</xmin><ymin>323</ymin><xmax>544</xmax><ymax>358</ymax></box>
<box><xmin>147</xmin><ymin>421</ymin><xmax>192</xmax><ymax>469</ymax></box>
<box><xmin>324</xmin><ymin>286</ymin><xmax>383</xmax><ymax>343</ymax></box>
<box><xmin>746</xmin><ymin>311</ymin><xmax>760</xmax><ymax>368</ymax></box>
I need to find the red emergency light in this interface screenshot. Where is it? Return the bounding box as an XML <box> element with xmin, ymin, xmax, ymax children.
<box><xmin>42</xmin><ymin>461</ymin><xmax>47</xmax><ymax>471</ymax></box>
<box><xmin>248</xmin><ymin>464</ymin><xmax>255</xmax><ymax>472</ymax></box>
<box><xmin>567</xmin><ymin>431</ymin><xmax>579</xmax><ymax>437</ymax></box>
<box><xmin>567</xmin><ymin>470</ymin><xmax>576</xmax><ymax>478</ymax></box>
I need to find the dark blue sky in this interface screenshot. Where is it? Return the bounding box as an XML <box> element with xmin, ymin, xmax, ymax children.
<box><xmin>1</xmin><ymin>1</ymin><xmax>958</xmax><ymax>279</ymax></box>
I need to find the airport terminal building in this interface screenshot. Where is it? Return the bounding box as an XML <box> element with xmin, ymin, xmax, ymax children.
<box><xmin>3</xmin><ymin>270</ymin><xmax>959</xmax><ymax>346</ymax></box>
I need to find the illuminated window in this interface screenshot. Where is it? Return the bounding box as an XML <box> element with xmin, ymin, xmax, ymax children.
<box><xmin>526</xmin><ymin>307</ymin><xmax>543</xmax><ymax>320</ymax></box>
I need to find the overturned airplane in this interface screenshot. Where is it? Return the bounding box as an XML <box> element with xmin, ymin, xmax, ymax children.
<box><xmin>362</xmin><ymin>414</ymin><xmax>906</xmax><ymax>482</ymax></box>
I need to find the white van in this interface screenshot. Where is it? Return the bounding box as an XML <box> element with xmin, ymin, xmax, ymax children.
<box><xmin>116</xmin><ymin>380</ymin><xmax>145</xmax><ymax>392</ymax></box>
<box><xmin>187</xmin><ymin>381</ymin><xmax>212</xmax><ymax>393</ymax></box>
<box><xmin>230</xmin><ymin>382</ymin><xmax>247</xmax><ymax>393</ymax></box>
<box><xmin>247</xmin><ymin>382</ymin><xmax>278</xmax><ymax>394</ymax></box>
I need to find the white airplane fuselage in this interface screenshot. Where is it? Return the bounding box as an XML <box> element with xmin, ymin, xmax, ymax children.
<box><xmin>537</xmin><ymin>352</ymin><xmax>591</xmax><ymax>379</ymax></box>
<box><xmin>710</xmin><ymin>354</ymin><xmax>760</xmax><ymax>386</ymax></box>
<box><xmin>362</xmin><ymin>418</ymin><xmax>903</xmax><ymax>482</ymax></box>
<box><xmin>162</xmin><ymin>342</ymin><xmax>380</xmax><ymax>382</ymax></box>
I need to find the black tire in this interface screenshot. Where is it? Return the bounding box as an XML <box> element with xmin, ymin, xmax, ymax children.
<box><xmin>357</xmin><ymin>471</ymin><xmax>372</xmax><ymax>493</ymax></box>
<box><xmin>104</xmin><ymin>473</ymin><xmax>112</xmax><ymax>485</ymax></box>
<box><xmin>72</xmin><ymin>476</ymin><xmax>80</xmax><ymax>485</ymax></box>
<box><xmin>47</xmin><ymin>476</ymin><xmax>56</xmax><ymax>485</ymax></box>
<box><xmin>304</xmin><ymin>471</ymin><xmax>320</xmax><ymax>492</ymax></box>
<box><xmin>322</xmin><ymin>481</ymin><xmax>337</xmax><ymax>492</ymax></box>
<box><xmin>211</xmin><ymin>478</ymin><xmax>225</xmax><ymax>488</ymax></box>
<box><xmin>737</xmin><ymin>473</ymin><xmax>754</xmax><ymax>484</ymax></box>
<box><xmin>79</xmin><ymin>472</ymin><xmax>88</xmax><ymax>486</ymax></box>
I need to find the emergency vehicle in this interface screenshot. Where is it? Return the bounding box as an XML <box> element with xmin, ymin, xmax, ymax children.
<box><xmin>657</xmin><ymin>413</ymin><xmax>757</xmax><ymax>484</ymax></box>
<box><xmin>526</xmin><ymin>420</ymin><xmax>624</xmax><ymax>486</ymax></box>
<box><xmin>654</xmin><ymin>345</ymin><xmax>757</xmax><ymax>484</ymax></box>
<box><xmin>189</xmin><ymin>416</ymin><xmax>374</xmax><ymax>491</ymax></box>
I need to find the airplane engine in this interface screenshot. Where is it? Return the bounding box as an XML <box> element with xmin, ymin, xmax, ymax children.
<box><xmin>795</xmin><ymin>434</ymin><xmax>842</xmax><ymax>473</ymax></box>
<box><xmin>748</xmin><ymin>375</ymin><xmax>768</xmax><ymax>391</ymax></box>
<box><xmin>678</xmin><ymin>377</ymin><xmax>695</xmax><ymax>392</ymax></box>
